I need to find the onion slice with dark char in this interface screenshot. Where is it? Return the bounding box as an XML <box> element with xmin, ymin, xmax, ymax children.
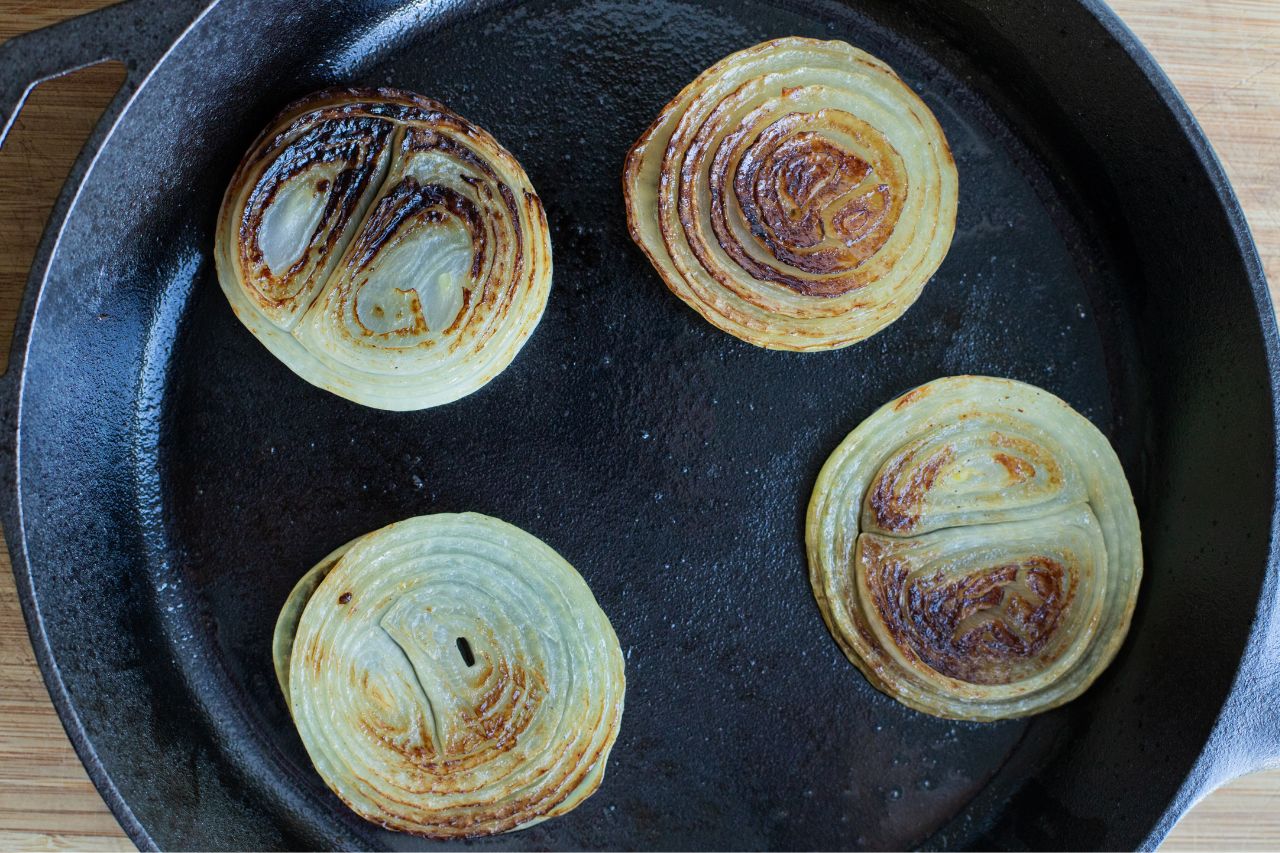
<box><xmin>273</xmin><ymin>513</ymin><xmax>625</xmax><ymax>838</ymax></box>
<box><xmin>215</xmin><ymin>88</ymin><xmax>552</xmax><ymax>410</ymax></box>
<box><xmin>806</xmin><ymin>376</ymin><xmax>1142</xmax><ymax>720</ymax></box>
<box><xmin>624</xmin><ymin>38</ymin><xmax>958</xmax><ymax>350</ymax></box>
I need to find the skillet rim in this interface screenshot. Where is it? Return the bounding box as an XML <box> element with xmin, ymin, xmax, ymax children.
<box><xmin>1</xmin><ymin>0</ymin><xmax>1275</xmax><ymax>849</ymax></box>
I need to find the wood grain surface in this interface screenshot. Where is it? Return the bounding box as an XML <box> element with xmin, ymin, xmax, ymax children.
<box><xmin>0</xmin><ymin>0</ymin><xmax>1277</xmax><ymax>850</ymax></box>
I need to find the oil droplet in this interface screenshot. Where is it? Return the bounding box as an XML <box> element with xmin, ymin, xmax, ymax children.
<box><xmin>886</xmin><ymin>787</ymin><xmax>902</xmax><ymax>802</ymax></box>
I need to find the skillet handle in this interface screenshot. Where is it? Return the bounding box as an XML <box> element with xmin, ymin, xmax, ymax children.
<box><xmin>0</xmin><ymin>0</ymin><xmax>202</xmax><ymax>147</ymax></box>
<box><xmin>1222</xmin><ymin>601</ymin><xmax>1280</xmax><ymax>775</ymax></box>
<box><xmin>1167</xmin><ymin>587</ymin><xmax>1280</xmax><ymax>837</ymax></box>
<box><xmin>0</xmin><ymin>0</ymin><xmax>205</xmax><ymax>394</ymax></box>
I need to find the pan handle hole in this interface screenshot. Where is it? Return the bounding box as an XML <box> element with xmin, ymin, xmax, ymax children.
<box><xmin>0</xmin><ymin>60</ymin><xmax>127</xmax><ymax>374</ymax></box>
<box><xmin>456</xmin><ymin>637</ymin><xmax>475</xmax><ymax>667</ymax></box>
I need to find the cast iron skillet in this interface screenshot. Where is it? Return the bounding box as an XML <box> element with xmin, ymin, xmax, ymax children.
<box><xmin>1</xmin><ymin>0</ymin><xmax>1277</xmax><ymax>849</ymax></box>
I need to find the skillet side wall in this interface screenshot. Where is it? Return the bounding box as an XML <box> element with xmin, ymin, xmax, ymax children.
<box><xmin>908</xmin><ymin>2</ymin><xmax>1277</xmax><ymax>848</ymax></box>
<box><xmin>5</xmin><ymin>0</ymin><xmax>1274</xmax><ymax>850</ymax></box>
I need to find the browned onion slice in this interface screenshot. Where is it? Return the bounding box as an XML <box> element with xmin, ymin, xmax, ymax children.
<box><xmin>624</xmin><ymin>38</ymin><xmax>958</xmax><ymax>350</ymax></box>
<box><xmin>807</xmin><ymin>376</ymin><xmax>1142</xmax><ymax>720</ymax></box>
<box><xmin>215</xmin><ymin>89</ymin><xmax>551</xmax><ymax>409</ymax></box>
<box><xmin>272</xmin><ymin>513</ymin><xmax>625</xmax><ymax>837</ymax></box>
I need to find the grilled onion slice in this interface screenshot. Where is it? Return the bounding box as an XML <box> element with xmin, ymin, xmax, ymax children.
<box><xmin>624</xmin><ymin>38</ymin><xmax>957</xmax><ymax>350</ymax></box>
<box><xmin>216</xmin><ymin>89</ymin><xmax>551</xmax><ymax>410</ymax></box>
<box><xmin>273</xmin><ymin>513</ymin><xmax>625</xmax><ymax>837</ymax></box>
<box><xmin>807</xmin><ymin>376</ymin><xmax>1141</xmax><ymax>720</ymax></box>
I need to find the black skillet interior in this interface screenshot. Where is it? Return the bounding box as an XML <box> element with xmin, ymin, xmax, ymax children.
<box><xmin>10</xmin><ymin>0</ymin><xmax>1277</xmax><ymax>849</ymax></box>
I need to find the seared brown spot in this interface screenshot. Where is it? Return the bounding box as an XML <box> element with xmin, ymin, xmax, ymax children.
<box><xmin>334</xmin><ymin>170</ymin><xmax>490</xmax><ymax>341</ymax></box>
<box><xmin>993</xmin><ymin>452</ymin><xmax>1034</xmax><ymax>484</ymax></box>
<box><xmin>743</xmin><ymin>133</ymin><xmax>873</xmax><ymax>263</ymax></box>
<box><xmin>691</xmin><ymin>109</ymin><xmax>905</xmax><ymax>298</ymax></box>
<box><xmin>359</xmin><ymin>650</ymin><xmax>548</xmax><ymax>776</ymax></box>
<box><xmin>348</xmin><ymin>177</ymin><xmax>484</xmax><ymax>277</ymax></box>
<box><xmin>990</xmin><ymin>432</ymin><xmax>1063</xmax><ymax>487</ymax></box>
<box><xmin>305</xmin><ymin>639</ymin><xmax>324</xmax><ymax>675</ymax></box>
<box><xmin>338</xmin><ymin>591</ymin><xmax>352</xmax><ymax>604</ymax></box>
<box><xmin>867</xmin><ymin>445</ymin><xmax>954</xmax><ymax>533</ymax></box>
<box><xmin>336</xmin><ymin>612</ymin><xmax>619</xmax><ymax>837</ymax></box>
<box><xmin>859</xmin><ymin>538</ymin><xmax>1075</xmax><ymax>685</ymax></box>
<box><xmin>892</xmin><ymin>384</ymin><xmax>931</xmax><ymax>411</ymax></box>
<box><xmin>441</xmin><ymin>288</ymin><xmax>473</xmax><ymax>336</ymax></box>
<box><xmin>238</xmin><ymin>115</ymin><xmax>394</xmax><ymax>310</ymax></box>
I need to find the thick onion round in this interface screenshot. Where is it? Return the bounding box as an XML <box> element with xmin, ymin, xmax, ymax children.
<box><xmin>273</xmin><ymin>513</ymin><xmax>625</xmax><ymax>837</ymax></box>
<box><xmin>216</xmin><ymin>89</ymin><xmax>552</xmax><ymax>410</ymax></box>
<box><xmin>624</xmin><ymin>38</ymin><xmax>957</xmax><ymax>350</ymax></box>
<box><xmin>807</xmin><ymin>376</ymin><xmax>1141</xmax><ymax>720</ymax></box>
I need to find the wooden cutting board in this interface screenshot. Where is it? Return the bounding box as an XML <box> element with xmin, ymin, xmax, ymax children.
<box><xmin>0</xmin><ymin>0</ymin><xmax>1276</xmax><ymax>849</ymax></box>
